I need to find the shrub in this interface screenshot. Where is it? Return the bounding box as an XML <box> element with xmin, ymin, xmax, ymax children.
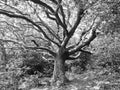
<box><xmin>21</xmin><ymin>51</ymin><xmax>54</xmax><ymax>77</ymax></box>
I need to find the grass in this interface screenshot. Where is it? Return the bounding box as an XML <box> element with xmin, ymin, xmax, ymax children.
<box><xmin>30</xmin><ymin>69</ymin><xmax>120</xmax><ymax>90</ymax></box>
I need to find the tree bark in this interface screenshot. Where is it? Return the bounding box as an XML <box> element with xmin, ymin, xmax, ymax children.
<box><xmin>0</xmin><ymin>42</ymin><xmax>7</xmax><ymax>64</ymax></box>
<box><xmin>51</xmin><ymin>49</ymin><xmax>69</xmax><ymax>86</ymax></box>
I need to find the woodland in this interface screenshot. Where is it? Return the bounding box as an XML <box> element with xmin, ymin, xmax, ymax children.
<box><xmin>0</xmin><ymin>0</ymin><xmax>120</xmax><ymax>90</ymax></box>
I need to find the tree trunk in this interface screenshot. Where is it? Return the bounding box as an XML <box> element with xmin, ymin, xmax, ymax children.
<box><xmin>0</xmin><ymin>42</ymin><xmax>7</xmax><ymax>64</ymax></box>
<box><xmin>51</xmin><ymin>53</ymin><xmax>68</xmax><ymax>86</ymax></box>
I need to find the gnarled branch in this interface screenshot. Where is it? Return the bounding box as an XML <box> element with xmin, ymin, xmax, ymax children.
<box><xmin>68</xmin><ymin>49</ymin><xmax>92</xmax><ymax>60</ymax></box>
<box><xmin>0</xmin><ymin>9</ymin><xmax>61</xmax><ymax>47</ymax></box>
<box><xmin>61</xmin><ymin>8</ymin><xmax>85</xmax><ymax>47</ymax></box>
<box><xmin>28</xmin><ymin>0</ymin><xmax>55</xmax><ymax>13</ymax></box>
<box><xmin>69</xmin><ymin>28</ymin><xmax>97</xmax><ymax>55</ymax></box>
<box><xmin>25</xmin><ymin>46</ymin><xmax>56</xmax><ymax>57</ymax></box>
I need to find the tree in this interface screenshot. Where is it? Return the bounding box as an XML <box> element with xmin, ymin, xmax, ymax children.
<box><xmin>0</xmin><ymin>0</ymin><xmax>114</xmax><ymax>85</ymax></box>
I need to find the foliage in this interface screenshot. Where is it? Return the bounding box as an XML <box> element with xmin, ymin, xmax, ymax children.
<box><xmin>91</xmin><ymin>33</ymin><xmax>120</xmax><ymax>74</ymax></box>
<box><xmin>65</xmin><ymin>52</ymin><xmax>92</xmax><ymax>74</ymax></box>
<box><xmin>0</xmin><ymin>0</ymin><xmax>120</xmax><ymax>89</ymax></box>
<box><xmin>0</xmin><ymin>55</ymin><xmax>23</xmax><ymax>90</ymax></box>
<box><xmin>21</xmin><ymin>50</ymin><xmax>54</xmax><ymax>77</ymax></box>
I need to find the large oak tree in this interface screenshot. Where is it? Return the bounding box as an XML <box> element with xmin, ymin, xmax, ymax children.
<box><xmin>0</xmin><ymin>0</ymin><xmax>117</xmax><ymax>85</ymax></box>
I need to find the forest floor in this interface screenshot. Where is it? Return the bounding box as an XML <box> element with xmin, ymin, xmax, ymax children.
<box><xmin>30</xmin><ymin>68</ymin><xmax>120</xmax><ymax>90</ymax></box>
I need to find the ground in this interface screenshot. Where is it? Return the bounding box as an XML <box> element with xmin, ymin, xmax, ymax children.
<box><xmin>30</xmin><ymin>69</ymin><xmax>120</xmax><ymax>90</ymax></box>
